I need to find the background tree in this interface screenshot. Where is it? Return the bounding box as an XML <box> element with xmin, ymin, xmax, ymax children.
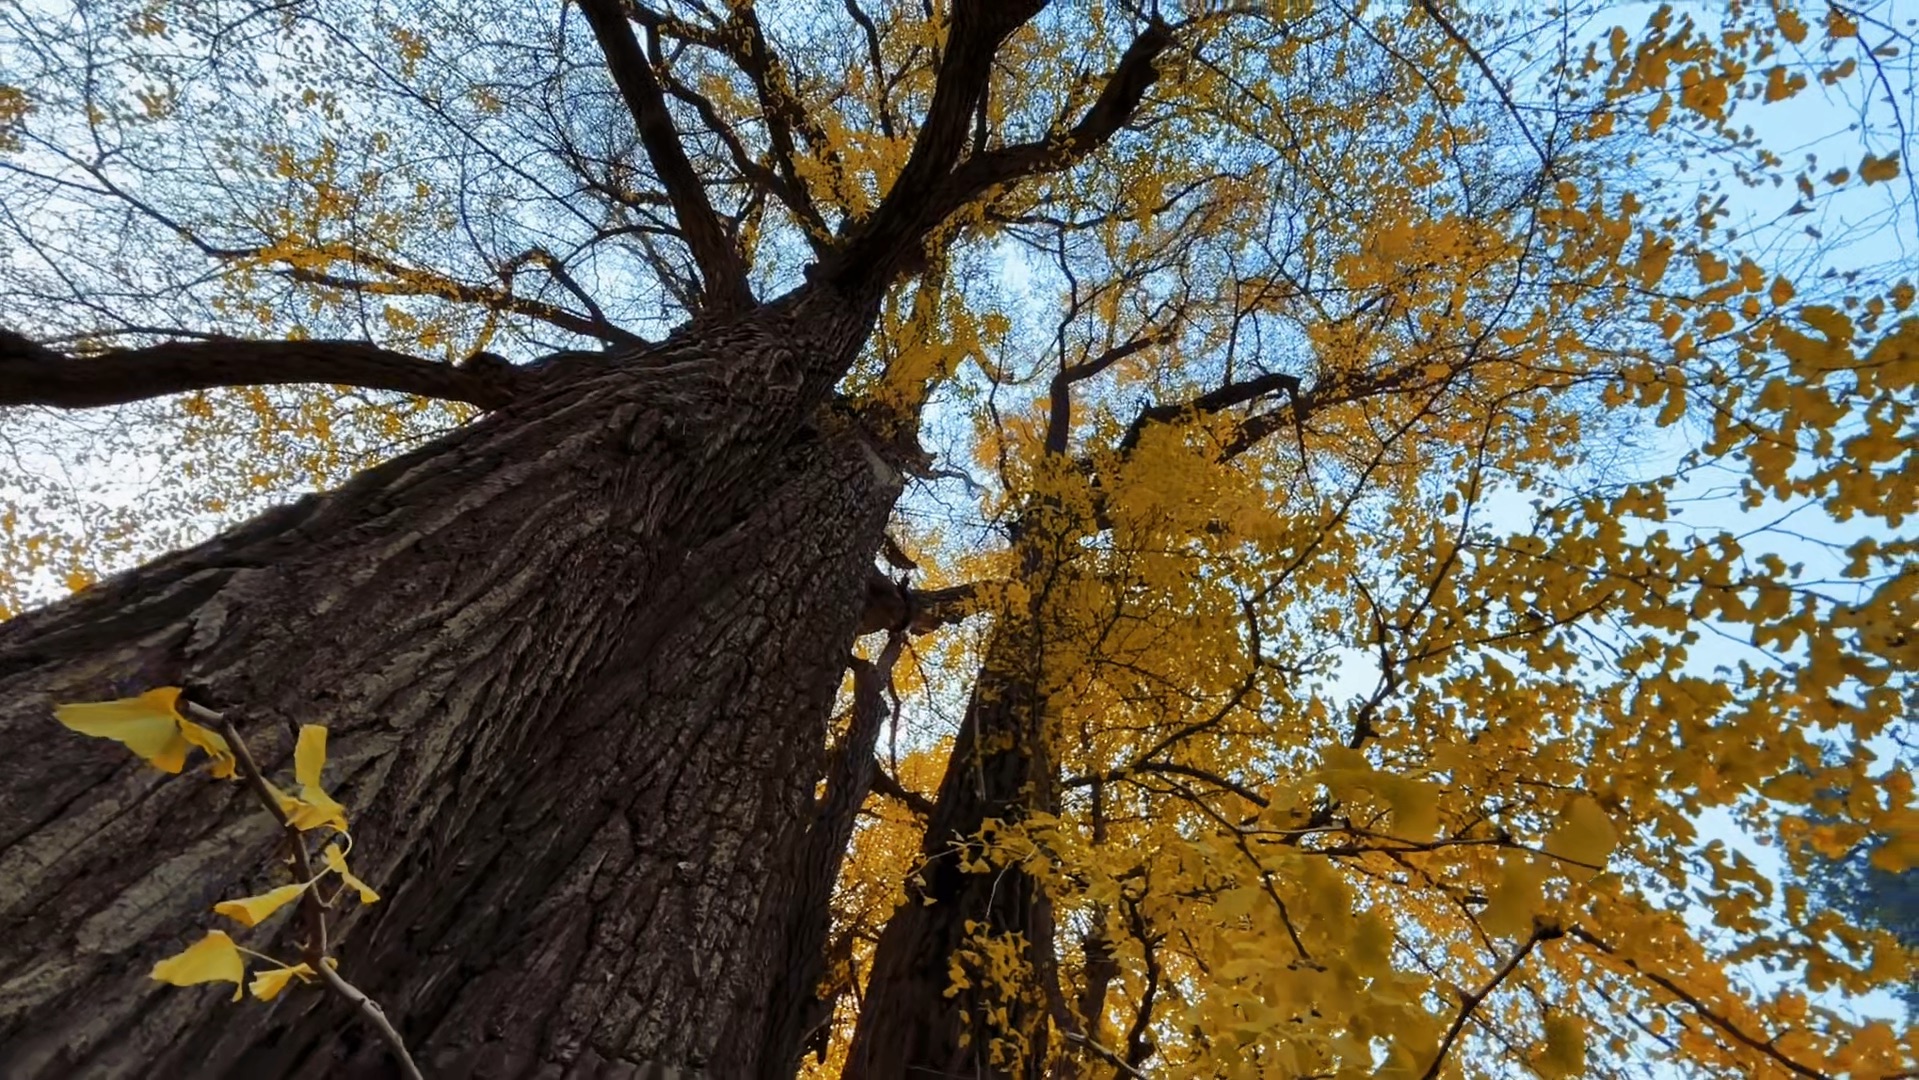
<box><xmin>1</xmin><ymin>1</ymin><xmax>1915</xmax><ymax>1079</ymax></box>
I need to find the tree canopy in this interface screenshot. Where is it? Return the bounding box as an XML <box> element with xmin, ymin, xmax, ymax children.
<box><xmin>2</xmin><ymin>0</ymin><xmax>1917</xmax><ymax>1076</ymax></box>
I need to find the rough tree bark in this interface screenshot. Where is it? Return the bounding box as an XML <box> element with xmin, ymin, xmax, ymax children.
<box><xmin>844</xmin><ymin>617</ymin><xmax>1059</xmax><ymax>1080</ymax></box>
<box><xmin>0</xmin><ymin>287</ymin><xmax>906</xmax><ymax>1078</ymax></box>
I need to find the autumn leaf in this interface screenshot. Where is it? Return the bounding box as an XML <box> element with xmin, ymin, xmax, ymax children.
<box><xmin>1545</xmin><ymin>796</ymin><xmax>1620</xmax><ymax>868</ymax></box>
<box><xmin>278</xmin><ymin>724</ymin><xmax>349</xmax><ymax>832</ymax></box>
<box><xmin>248</xmin><ymin>963</ymin><xmax>315</xmax><ymax>1002</ymax></box>
<box><xmin>1859</xmin><ymin>153</ymin><xmax>1902</xmax><ymax>184</ymax></box>
<box><xmin>1868</xmin><ymin>815</ymin><xmax>1918</xmax><ymax>874</ymax></box>
<box><xmin>323</xmin><ymin>842</ymin><xmax>380</xmax><ymax>904</ymax></box>
<box><xmin>1385</xmin><ymin>778</ymin><xmax>1441</xmax><ymax>842</ymax></box>
<box><xmin>213</xmin><ymin>882</ymin><xmax>309</xmax><ymax>928</ymax></box>
<box><xmin>151</xmin><ymin>930</ymin><xmax>245</xmax><ymax>1000</ymax></box>
<box><xmin>1538</xmin><ymin>1014</ymin><xmax>1587</xmax><ymax>1078</ymax></box>
<box><xmin>1482</xmin><ymin>852</ymin><xmax>1550</xmax><ymax>939</ymax></box>
<box><xmin>55</xmin><ymin>687</ymin><xmax>192</xmax><ymax>773</ymax></box>
<box><xmin>176</xmin><ymin>717</ymin><xmax>237</xmax><ymax>779</ymax></box>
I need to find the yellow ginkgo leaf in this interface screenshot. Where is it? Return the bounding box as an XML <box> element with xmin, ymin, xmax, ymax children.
<box><xmin>213</xmin><ymin>882</ymin><xmax>309</xmax><ymax>928</ymax></box>
<box><xmin>1545</xmin><ymin>796</ymin><xmax>1620</xmax><ymax>867</ymax></box>
<box><xmin>262</xmin><ymin>776</ymin><xmax>345</xmax><ymax>833</ymax></box>
<box><xmin>323</xmin><ymin>843</ymin><xmax>380</xmax><ymax>904</ymax></box>
<box><xmin>248</xmin><ymin>962</ymin><xmax>314</xmax><ymax>1001</ymax></box>
<box><xmin>1539</xmin><ymin>1014</ymin><xmax>1588</xmax><ymax>1079</ymax></box>
<box><xmin>1482</xmin><ymin>852</ymin><xmax>1549</xmax><ymax>939</ymax></box>
<box><xmin>176</xmin><ymin>717</ymin><xmax>237</xmax><ymax>780</ymax></box>
<box><xmin>1385</xmin><ymin>778</ymin><xmax>1441</xmax><ymax>842</ymax></box>
<box><xmin>151</xmin><ymin>929</ymin><xmax>245</xmax><ymax>1000</ymax></box>
<box><xmin>287</xmin><ymin>725</ymin><xmax>350</xmax><ymax>832</ymax></box>
<box><xmin>55</xmin><ymin>687</ymin><xmax>191</xmax><ymax>773</ymax></box>
<box><xmin>1859</xmin><ymin>153</ymin><xmax>1902</xmax><ymax>185</ymax></box>
<box><xmin>293</xmin><ymin>724</ymin><xmax>328</xmax><ymax>789</ymax></box>
<box><xmin>281</xmin><ymin>790</ymin><xmax>349</xmax><ymax>833</ymax></box>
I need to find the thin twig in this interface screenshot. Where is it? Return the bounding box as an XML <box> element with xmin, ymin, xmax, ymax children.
<box><xmin>1421</xmin><ymin>918</ymin><xmax>1561</xmax><ymax>1080</ymax></box>
<box><xmin>1061</xmin><ymin>1030</ymin><xmax>1149</xmax><ymax>1078</ymax></box>
<box><xmin>186</xmin><ymin>701</ymin><xmax>328</xmax><ymax>958</ymax></box>
<box><xmin>182</xmin><ymin>701</ymin><xmax>423</xmax><ymax>1080</ymax></box>
<box><xmin>316</xmin><ymin>961</ymin><xmax>426</xmax><ymax>1080</ymax></box>
<box><xmin>1567</xmin><ymin>927</ymin><xmax>1832</xmax><ymax>1079</ymax></box>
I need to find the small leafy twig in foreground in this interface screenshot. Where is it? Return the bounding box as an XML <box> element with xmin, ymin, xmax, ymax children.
<box><xmin>188</xmin><ymin>702</ymin><xmax>424</xmax><ymax>1080</ymax></box>
<box><xmin>53</xmin><ymin>687</ymin><xmax>421</xmax><ymax>1080</ymax></box>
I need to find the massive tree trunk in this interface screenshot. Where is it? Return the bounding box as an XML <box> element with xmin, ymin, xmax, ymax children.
<box><xmin>0</xmin><ymin>289</ymin><xmax>904</xmax><ymax>1077</ymax></box>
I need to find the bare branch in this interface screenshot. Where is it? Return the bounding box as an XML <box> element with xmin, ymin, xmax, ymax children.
<box><xmin>1119</xmin><ymin>370</ymin><xmax>1301</xmax><ymax>452</ymax></box>
<box><xmin>935</xmin><ymin>18</ymin><xmax>1174</xmax><ymax>219</ymax></box>
<box><xmin>226</xmin><ymin>241</ymin><xmax>641</xmax><ymax>346</ymax></box>
<box><xmin>1567</xmin><ymin>927</ymin><xmax>1834</xmax><ymax>1080</ymax></box>
<box><xmin>859</xmin><ymin>573</ymin><xmax>985</xmax><ymax>636</ymax></box>
<box><xmin>730</xmin><ymin>4</ymin><xmax>837</xmax><ymax>242</ymax></box>
<box><xmin>0</xmin><ymin>330</ymin><xmax>533</xmax><ymax>411</ymax></box>
<box><xmin>870</xmin><ymin>761</ymin><xmax>936</xmax><ymax>818</ymax></box>
<box><xmin>314</xmin><ymin>962</ymin><xmax>425</xmax><ymax>1080</ymax></box>
<box><xmin>1047</xmin><ymin>332</ymin><xmax>1172</xmax><ymax>455</ymax></box>
<box><xmin>578</xmin><ymin>0</ymin><xmax>754</xmax><ymax>316</ymax></box>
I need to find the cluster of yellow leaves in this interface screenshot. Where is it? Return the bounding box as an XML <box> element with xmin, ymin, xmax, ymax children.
<box><xmin>811</xmin><ymin>3</ymin><xmax>1918</xmax><ymax>1072</ymax></box>
<box><xmin>55</xmin><ymin>688</ymin><xmax>377</xmax><ymax>1001</ymax></box>
<box><xmin>0</xmin><ymin>83</ymin><xmax>29</xmax><ymax>151</ymax></box>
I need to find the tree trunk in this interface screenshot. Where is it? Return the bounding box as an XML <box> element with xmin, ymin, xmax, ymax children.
<box><xmin>845</xmin><ymin>601</ymin><xmax>1058</xmax><ymax>1080</ymax></box>
<box><xmin>0</xmin><ymin>292</ymin><xmax>903</xmax><ymax>1078</ymax></box>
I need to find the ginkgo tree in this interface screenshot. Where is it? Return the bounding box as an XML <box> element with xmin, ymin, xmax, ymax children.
<box><xmin>0</xmin><ymin>0</ymin><xmax>1914</xmax><ymax>1077</ymax></box>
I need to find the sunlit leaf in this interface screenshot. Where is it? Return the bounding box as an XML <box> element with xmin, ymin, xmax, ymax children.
<box><xmin>213</xmin><ymin>882</ymin><xmax>309</xmax><ymax>928</ymax></box>
<box><xmin>151</xmin><ymin>930</ymin><xmax>245</xmax><ymax>1000</ymax></box>
<box><xmin>1545</xmin><ymin>796</ymin><xmax>1620</xmax><ymax>868</ymax></box>
<box><xmin>55</xmin><ymin>687</ymin><xmax>190</xmax><ymax>773</ymax></box>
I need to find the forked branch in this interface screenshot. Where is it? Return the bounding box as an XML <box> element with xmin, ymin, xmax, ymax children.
<box><xmin>577</xmin><ymin>0</ymin><xmax>754</xmax><ymax>316</ymax></box>
<box><xmin>824</xmin><ymin>1</ymin><xmax>1048</xmax><ymax>289</ymax></box>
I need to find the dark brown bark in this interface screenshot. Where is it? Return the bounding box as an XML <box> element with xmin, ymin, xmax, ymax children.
<box><xmin>843</xmin><ymin>607</ymin><xmax>1058</xmax><ymax>1080</ymax></box>
<box><xmin>758</xmin><ymin>635</ymin><xmax>899</xmax><ymax>1080</ymax></box>
<box><xmin>0</xmin><ymin>288</ymin><xmax>902</xmax><ymax>1078</ymax></box>
<box><xmin>0</xmin><ymin>331</ymin><xmax>535</xmax><ymax>411</ymax></box>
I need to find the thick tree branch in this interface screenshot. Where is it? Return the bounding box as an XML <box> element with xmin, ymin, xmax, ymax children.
<box><xmin>765</xmin><ymin>637</ymin><xmax>905</xmax><ymax>1076</ymax></box>
<box><xmin>0</xmin><ymin>330</ymin><xmax>531</xmax><ymax>411</ymax></box>
<box><xmin>578</xmin><ymin>0</ymin><xmax>754</xmax><ymax>316</ymax></box>
<box><xmin>1119</xmin><ymin>370</ymin><xmax>1301</xmax><ymax>452</ymax></box>
<box><xmin>869</xmin><ymin>761</ymin><xmax>936</xmax><ymax>818</ymax></box>
<box><xmin>858</xmin><ymin>573</ymin><xmax>984</xmax><ymax>636</ymax></box>
<box><xmin>1047</xmin><ymin>332</ymin><xmax>1172</xmax><ymax>455</ymax></box>
<box><xmin>824</xmin><ymin>1</ymin><xmax>1049</xmax><ymax>291</ymax></box>
<box><xmin>932</xmin><ymin>18</ymin><xmax>1174</xmax><ymax>225</ymax></box>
